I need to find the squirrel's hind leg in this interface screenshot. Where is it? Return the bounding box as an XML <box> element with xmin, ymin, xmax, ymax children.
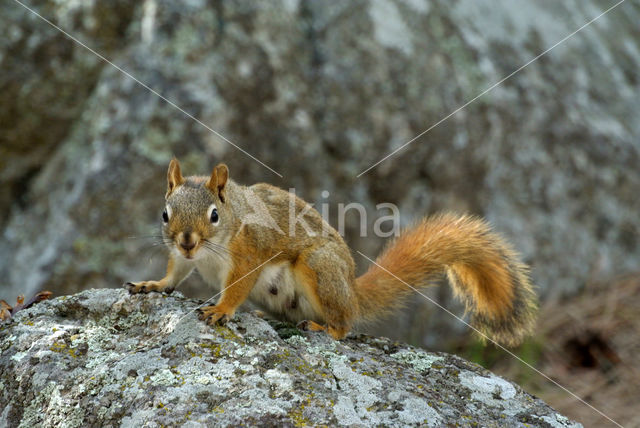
<box><xmin>296</xmin><ymin>320</ymin><xmax>349</xmax><ymax>340</ymax></box>
<box><xmin>297</xmin><ymin>319</ymin><xmax>325</xmax><ymax>332</ymax></box>
<box><xmin>293</xmin><ymin>243</ymin><xmax>357</xmax><ymax>340</ymax></box>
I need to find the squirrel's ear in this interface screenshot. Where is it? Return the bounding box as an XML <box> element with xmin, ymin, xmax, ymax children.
<box><xmin>166</xmin><ymin>158</ymin><xmax>185</xmax><ymax>198</ymax></box>
<box><xmin>206</xmin><ymin>163</ymin><xmax>229</xmax><ymax>202</ymax></box>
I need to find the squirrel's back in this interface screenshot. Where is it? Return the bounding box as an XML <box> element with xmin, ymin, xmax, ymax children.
<box><xmin>241</xmin><ymin>182</ymin><xmax>348</xmax><ymax>252</ymax></box>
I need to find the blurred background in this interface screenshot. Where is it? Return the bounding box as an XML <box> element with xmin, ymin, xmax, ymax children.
<box><xmin>1</xmin><ymin>0</ymin><xmax>639</xmax><ymax>425</ymax></box>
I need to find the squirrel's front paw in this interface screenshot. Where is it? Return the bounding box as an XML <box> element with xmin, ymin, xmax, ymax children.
<box><xmin>125</xmin><ymin>281</ymin><xmax>174</xmax><ymax>295</ymax></box>
<box><xmin>197</xmin><ymin>304</ymin><xmax>233</xmax><ymax>326</ymax></box>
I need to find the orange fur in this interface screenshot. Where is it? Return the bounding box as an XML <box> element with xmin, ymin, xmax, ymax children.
<box><xmin>291</xmin><ymin>256</ymin><xmax>324</xmax><ymax>316</ymax></box>
<box><xmin>198</xmin><ymin>230</ymin><xmax>265</xmax><ymax>325</ymax></box>
<box><xmin>355</xmin><ymin>214</ymin><xmax>537</xmax><ymax>346</ymax></box>
<box><xmin>128</xmin><ymin>160</ymin><xmax>538</xmax><ymax>346</ymax></box>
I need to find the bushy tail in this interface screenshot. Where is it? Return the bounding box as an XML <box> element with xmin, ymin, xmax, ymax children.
<box><xmin>354</xmin><ymin>213</ymin><xmax>537</xmax><ymax>346</ymax></box>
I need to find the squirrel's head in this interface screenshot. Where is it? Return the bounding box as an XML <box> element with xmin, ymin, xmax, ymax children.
<box><xmin>161</xmin><ymin>158</ymin><xmax>233</xmax><ymax>260</ymax></box>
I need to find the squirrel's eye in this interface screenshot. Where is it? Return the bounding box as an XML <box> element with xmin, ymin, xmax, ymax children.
<box><xmin>162</xmin><ymin>205</ymin><xmax>171</xmax><ymax>224</ymax></box>
<box><xmin>210</xmin><ymin>208</ymin><xmax>219</xmax><ymax>224</ymax></box>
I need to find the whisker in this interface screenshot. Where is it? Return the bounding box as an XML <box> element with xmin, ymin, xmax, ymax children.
<box><xmin>136</xmin><ymin>242</ymin><xmax>170</xmax><ymax>256</ymax></box>
<box><xmin>125</xmin><ymin>233</ymin><xmax>166</xmax><ymax>240</ymax></box>
<box><xmin>202</xmin><ymin>239</ymin><xmax>239</xmax><ymax>258</ymax></box>
<box><xmin>198</xmin><ymin>245</ymin><xmax>227</xmax><ymax>261</ymax></box>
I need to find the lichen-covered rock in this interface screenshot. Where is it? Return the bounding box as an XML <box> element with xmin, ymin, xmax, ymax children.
<box><xmin>0</xmin><ymin>288</ymin><xmax>580</xmax><ymax>427</ymax></box>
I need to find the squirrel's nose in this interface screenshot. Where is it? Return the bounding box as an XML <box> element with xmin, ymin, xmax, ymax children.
<box><xmin>180</xmin><ymin>241</ymin><xmax>196</xmax><ymax>251</ymax></box>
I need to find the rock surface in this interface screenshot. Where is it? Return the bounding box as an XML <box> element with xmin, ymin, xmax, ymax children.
<box><xmin>1</xmin><ymin>0</ymin><xmax>639</xmax><ymax>346</ymax></box>
<box><xmin>0</xmin><ymin>288</ymin><xmax>581</xmax><ymax>427</ymax></box>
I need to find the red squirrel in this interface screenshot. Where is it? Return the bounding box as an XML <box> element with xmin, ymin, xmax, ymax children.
<box><xmin>127</xmin><ymin>159</ymin><xmax>537</xmax><ymax>345</ymax></box>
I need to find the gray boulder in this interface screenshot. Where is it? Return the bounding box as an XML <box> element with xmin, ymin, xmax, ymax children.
<box><xmin>0</xmin><ymin>288</ymin><xmax>581</xmax><ymax>427</ymax></box>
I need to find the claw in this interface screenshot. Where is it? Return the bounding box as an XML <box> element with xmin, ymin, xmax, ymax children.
<box><xmin>250</xmin><ymin>309</ymin><xmax>266</xmax><ymax>319</ymax></box>
<box><xmin>296</xmin><ymin>319</ymin><xmax>326</xmax><ymax>332</ymax></box>
<box><xmin>1</xmin><ymin>291</ymin><xmax>53</xmax><ymax>320</ymax></box>
<box><xmin>26</xmin><ymin>291</ymin><xmax>52</xmax><ymax>308</ymax></box>
<box><xmin>125</xmin><ymin>282</ymin><xmax>150</xmax><ymax>294</ymax></box>
<box><xmin>297</xmin><ymin>320</ymin><xmax>310</xmax><ymax>331</ymax></box>
<box><xmin>124</xmin><ymin>282</ymin><xmax>135</xmax><ymax>293</ymax></box>
<box><xmin>197</xmin><ymin>305</ymin><xmax>233</xmax><ymax>326</ymax></box>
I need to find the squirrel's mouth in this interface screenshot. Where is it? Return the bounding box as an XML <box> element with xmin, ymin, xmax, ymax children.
<box><xmin>176</xmin><ymin>232</ymin><xmax>200</xmax><ymax>259</ymax></box>
<box><xmin>180</xmin><ymin>246</ymin><xmax>199</xmax><ymax>259</ymax></box>
<box><xmin>176</xmin><ymin>245</ymin><xmax>200</xmax><ymax>260</ymax></box>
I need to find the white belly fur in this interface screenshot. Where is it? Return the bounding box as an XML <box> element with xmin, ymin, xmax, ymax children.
<box><xmin>248</xmin><ymin>262</ymin><xmax>322</xmax><ymax>323</ymax></box>
<box><xmin>194</xmin><ymin>254</ymin><xmax>230</xmax><ymax>293</ymax></box>
<box><xmin>193</xmin><ymin>255</ymin><xmax>321</xmax><ymax>323</ymax></box>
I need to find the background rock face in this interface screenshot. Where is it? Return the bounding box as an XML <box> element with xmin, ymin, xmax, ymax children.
<box><xmin>0</xmin><ymin>289</ymin><xmax>582</xmax><ymax>427</ymax></box>
<box><xmin>1</xmin><ymin>0</ymin><xmax>639</xmax><ymax>347</ymax></box>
